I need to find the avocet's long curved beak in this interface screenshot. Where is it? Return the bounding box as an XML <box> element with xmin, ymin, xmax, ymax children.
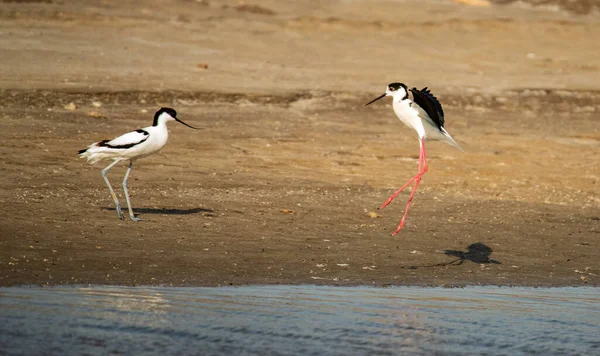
<box><xmin>176</xmin><ymin>118</ymin><xmax>202</xmax><ymax>130</ymax></box>
<box><xmin>365</xmin><ymin>93</ymin><xmax>387</xmax><ymax>106</ymax></box>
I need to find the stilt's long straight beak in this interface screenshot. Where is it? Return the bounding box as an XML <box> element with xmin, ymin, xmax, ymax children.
<box><xmin>365</xmin><ymin>93</ymin><xmax>387</xmax><ymax>106</ymax></box>
<box><xmin>176</xmin><ymin>118</ymin><xmax>202</xmax><ymax>130</ymax></box>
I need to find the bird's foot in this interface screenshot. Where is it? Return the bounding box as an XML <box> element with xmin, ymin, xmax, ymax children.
<box><xmin>379</xmin><ymin>201</ymin><xmax>391</xmax><ymax>210</ymax></box>
<box><xmin>379</xmin><ymin>195</ymin><xmax>397</xmax><ymax>209</ymax></box>
<box><xmin>116</xmin><ymin>206</ymin><xmax>125</xmax><ymax>220</ymax></box>
<box><xmin>391</xmin><ymin>221</ymin><xmax>405</xmax><ymax>236</ymax></box>
<box><xmin>129</xmin><ymin>215</ymin><xmax>142</xmax><ymax>222</ymax></box>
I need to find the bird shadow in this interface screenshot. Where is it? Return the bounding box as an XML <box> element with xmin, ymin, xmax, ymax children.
<box><xmin>403</xmin><ymin>242</ymin><xmax>501</xmax><ymax>269</ymax></box>
<box><xmin>102</xmin><ymin>207</ymin><xmax>214</xmax><ymax>215</ymax></box>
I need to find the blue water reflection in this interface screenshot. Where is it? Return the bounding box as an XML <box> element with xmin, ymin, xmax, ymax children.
<box><xmin>1</xmin><ymin>286</ymin><xmax>599</xmax><ymax>355</ymax></box>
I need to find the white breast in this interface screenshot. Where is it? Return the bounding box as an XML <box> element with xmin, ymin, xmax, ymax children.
<box><xmin>392</xmin><ymin>99</ymin><xmax>426</xmax><ymax>138</ymax></box>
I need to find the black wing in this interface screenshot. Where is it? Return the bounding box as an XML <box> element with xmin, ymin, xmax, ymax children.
<box><xmin>410</xmin><ymin>87</ymin><xmax>445</xmax><ymax>130</ymax></box>
<box><xmin>99</xmin><ymin>129</ymin><xmax>150</xmax><ymax>149</ymax></box>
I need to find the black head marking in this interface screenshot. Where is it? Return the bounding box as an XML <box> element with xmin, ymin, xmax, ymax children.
<box><xmin>388</xmin><ymin>83</ymin><xmax>409</xmax><ymax>100</ymax></box>
<box><xmin>387</xmin><ymin>82</ymin><xmax>407</xmax><ymax>92</ymax></box>
<box><xmin>153</xmin><ymin>107</ymin><xmax>177</xmax><ymax>126</ymax></box>
<box><xmin>365</xmin><ymin>83</ymin><xmax>409</xmax><ymax>106</ymax></box>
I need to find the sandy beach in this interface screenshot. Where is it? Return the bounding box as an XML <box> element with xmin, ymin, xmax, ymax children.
<box><xmin>1</xmin><ymin>0</ymin><xmax>598</xmax><ymax>287</ymax></box>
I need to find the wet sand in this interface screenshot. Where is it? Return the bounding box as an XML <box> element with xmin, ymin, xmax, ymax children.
<box><xmin>1</xmin><ymin>0</ymin><xmax>598</xmax><ymax>287</ymax></box>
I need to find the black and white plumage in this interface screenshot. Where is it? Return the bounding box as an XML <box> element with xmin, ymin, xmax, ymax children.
<box><xmin>78</xmin><ymin>107</ymin><xmax>200</xmax><ymax>221</ymax></box>
<box><xmin>366</xmin><ymin>83</ymin><xmax>462</xmax><ymax>235</ymax></box>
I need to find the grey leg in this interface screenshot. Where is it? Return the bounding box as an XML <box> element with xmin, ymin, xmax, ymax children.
<box><xmin>123</xmin><ymin>160</ymin><xmax>142</xmax><ymax>221</ymax></box>
<box><xmin>101</xmin><ymin>159</ymin><xmax>124</xmax><ymax>219</ymax></box>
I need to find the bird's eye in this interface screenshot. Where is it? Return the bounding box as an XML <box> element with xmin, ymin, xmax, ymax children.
<box><xmin>389</xmin><ymin>87</ymin><xmax>395</xmax><ymax>91</ymax></box>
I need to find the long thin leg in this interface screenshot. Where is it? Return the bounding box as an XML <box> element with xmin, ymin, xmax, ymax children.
<box><xmin>101</xmin><ymin>159</ymin><xmax>124</xmax><ymax>219</ymax></box>
<box><xmin>379</xmin><ymin>173</ymin><xmax>421</xmax><ymax>209</ymax></box>
<box><xmin>392</xmin><ymin>173</ymin><xmax>422</xmax><ymax>235</ymax></box>
<box><xmin>419</xmin><ymin>137</ymin><xmax>428</xmax><ymax>177</ymax></box>
<box><xmin>122</xmin><ymin>160</ymin><xmax>142</xmax><ymax>222</ymax></box>
<box><xmin>380</xmin><ymin>138</ymin><xmax>427</xmax><ymax>209</ymax></box>
<box><xmin>391</xmin><ymin>138</ymin><xmax>429</xmax><ymax>235</ymax></box>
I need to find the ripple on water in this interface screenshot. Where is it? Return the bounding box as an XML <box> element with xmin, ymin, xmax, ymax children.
<box><xmin>1</xmin><ymin>286</ymin><xmax>599</xmax><ymax>355</ymax></box>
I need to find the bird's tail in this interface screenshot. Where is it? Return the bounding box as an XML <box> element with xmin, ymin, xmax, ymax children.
<box><xmin>440</xmin><ymin>128</ymin><xmax>464</xmax><ymax>152</ymax></box>
<box><xmin>78</xmin><ymin>141</ymin><xmax>109</xmax><ymax>164</ymax></box>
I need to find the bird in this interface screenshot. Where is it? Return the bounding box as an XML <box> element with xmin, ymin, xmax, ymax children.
<box><xmin>78</xmin><ymin>107</ymin><xmax>200</xmax><ymax>221</ymax></box>
<box><xmin>365</xmin><ymin>83</ymin><xmax>462</xmax><ymax>235</ymax></box>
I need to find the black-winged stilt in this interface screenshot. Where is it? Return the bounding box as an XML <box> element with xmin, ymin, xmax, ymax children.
<box><xmin>78</xmin><ymin>107</ymin><xmax>200</xmax><ymax>221</ymax></box>
<box><xmin>366</xmin><ymin>83</ymin><xmax>462</xmax><ymax>235</ymax></box>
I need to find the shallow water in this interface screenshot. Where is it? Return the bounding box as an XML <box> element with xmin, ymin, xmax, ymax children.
<box><xmin>1</xmin><ymin>286</ymin><xmax>599</xmax><ymax>355</ymax></box>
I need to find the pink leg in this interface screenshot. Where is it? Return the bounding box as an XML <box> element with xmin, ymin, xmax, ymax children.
<box><xmin>380</xmin><ymin>139</ymin><xmax>427</xmax><ymax>209</ymax></box>
<box><xmin>391</xmin><ymin>138</ymin><xmax>429</xmax><ymax>235</ymax></box>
